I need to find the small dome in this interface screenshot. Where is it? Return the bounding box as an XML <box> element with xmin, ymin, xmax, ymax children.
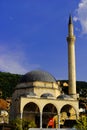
<box><xmin>41</xmin><ymin>93</ymin><xmax>54</xmax><ymax>98</ymax></box>
<box><xmin>57</xmin><ymin>94</ymin><xmax>74</xmax><ymax>100</ymax></box>
<box><xmin>19</xmin><ymin>92</ymin><xmax>36</xmax><ymax>97</ymax></box>
<box><xmin>20</xmin><ymin>70</ymin><xmax>56</xmax><ymax>83</ymax></box>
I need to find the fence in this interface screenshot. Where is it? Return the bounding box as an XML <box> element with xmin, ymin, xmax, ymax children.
<box><xmin>29</xmin><ymin>128</ymin><xmax>76</xmax><ymax>130</ymax></box>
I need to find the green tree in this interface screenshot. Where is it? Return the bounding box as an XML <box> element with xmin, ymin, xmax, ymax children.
<box><xmin>22</xmin><ymin>119</ymin><xmax>36</xmax><ymax>130</ymax></box>
<box><xmin>0</xmin><ymin>72</ymin><xmax>22</xmax><ymax>98</ymax></box>
<box><xmin>75</xmin><ymin>115</ymin><xmax>87</xmax><ymax>130</ymax></box>
<box><xmin>10</xmin><ymin>118</ymin><xmax>22</xmax><ymax>130</ymax></box>
<box><xmin>10</xmin><ymin>118</ymin><xmax>36</xmax><ymax>130</ymax></box>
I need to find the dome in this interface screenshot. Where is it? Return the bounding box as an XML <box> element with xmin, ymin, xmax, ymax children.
<box><xmin>16</xmin><ymin>92</ymin><xmax>37</xmax><ymax>98</ymax></box>
<box><xmin>41</xmin><ymin>93</ymin><xmax>54</xmax><ymax>98</ymax></box>
<box><xmin>57</xmin><ymin>94</ymin><xmax>74</xmax><ymax>100</ymax></box>
<box><xmin>41</xmin><ymin>93</ymin><xmax>55</xmax><ymax>99</ymax></box>
<box><xmin>20</xmin><ymin>70</ymin><xmax>56</xmax><ymax>83</ymax></box>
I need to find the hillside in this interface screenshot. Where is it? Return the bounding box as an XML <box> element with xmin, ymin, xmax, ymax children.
<box><xmin>0</xmin><ymin>72</ymin><xmax>87</xmax><ymax>98</ymax></box>
<box><xmin>0</xmin><ymin>72</ymin><xmax>22</xmax><ymax>99</ymax></box>
<box><xmin>59</xmin><ymin>80</ymin><xmax>87</xmax><ymax>98</ymax></box>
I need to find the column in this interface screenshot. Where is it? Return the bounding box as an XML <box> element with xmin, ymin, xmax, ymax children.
<box><xmin>20</xmin><ymin>112</ymin><xmax>23</xmax><ymax>119</ymax></box>
<box><xmin>58</xmin><ymin>113</ymin><xmax>60</xmax><ymax>129</ymax></box>
<box><xmin>20</xmin><ymin>112</ymin><xmax>23</xmax><ymax>130</ymax></box>
<box><xmin>40</xmin><ymin>112</ymin><xmax>42</xmax><ymax>129</ymax></box>
<box><xmin>76</xmin><ymin>112</ymin><xmax>79</xmax><ymax>119</ymax></box>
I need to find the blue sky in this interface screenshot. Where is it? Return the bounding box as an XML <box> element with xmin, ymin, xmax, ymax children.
<box><xmin>0</xmin><ymin>0</ymin><xmax>87</xmax><ymax>81</ymax></box>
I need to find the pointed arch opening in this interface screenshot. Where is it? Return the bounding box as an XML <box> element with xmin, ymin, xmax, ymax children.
<box><xmin>42</xmin><ymin>103</ymin><xmax>58</xmax><ymax>128</ymax></box>
<box><xmin>23</xmin><ymin>102</ymin><xmax>40</xmax><ymax>128</ymax></box>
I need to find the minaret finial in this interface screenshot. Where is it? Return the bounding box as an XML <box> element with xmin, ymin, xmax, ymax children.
<box><xmin>69</xmin><ymin>14</ymin><xmax>73</xmax><ymax>24</ymax></box>
<box><xmin>68</xmin><ymin>14</ymin><xmax>74</xmax><ymax>36</ymax></box>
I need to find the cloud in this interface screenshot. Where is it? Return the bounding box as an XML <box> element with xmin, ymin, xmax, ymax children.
<box><xmin>73</xmin><ymin>16</ymin><xmax>78</xmax><ymax>22</ymax></box>
<box><xmin>0</xmin><ymin>54</ymin><xmax>27</xmax><ymax>74</ymax></box>
<box><xmin>74</xmin><ymin>0</ymin><xmax>87</xmax><ymax>34</ymax></box>
<box><xmin>0</xmin><ymin>42</ymin><xmax>40</xmax><ymax>74</ymax></box>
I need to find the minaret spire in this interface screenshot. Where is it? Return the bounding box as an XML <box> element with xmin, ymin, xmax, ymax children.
<box><xmin>69</xmin><ymin>15</ymin><xmax>73</xmax><ymax>24</ymax></box>
<box><xmin>68</xmin><ymin>15</ymin><xmax>74</xmax><ymax>37</ymax></box>
<box><xmin>67</xmin><ymin>15</ymin><xmax>77</xmax><ymax>99</ymax></box>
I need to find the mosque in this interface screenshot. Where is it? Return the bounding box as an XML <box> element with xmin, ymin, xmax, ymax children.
<box><xmin>10</xmin><ymin>16</ymin><xmax>79</xmax><ymax>128</ymax></box>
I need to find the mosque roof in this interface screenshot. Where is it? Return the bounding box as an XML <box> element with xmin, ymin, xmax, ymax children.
<box><xmin>20</xmin><ymin>70</ymin><xmax>56</xmax><ymax>83</ymax></box>
<box><xmin>57</xmin><ymin>94</ymin><xmax>74</xmax><ymax>100</ymax></box>
<box><xmin>41</xmin><ymin>93</ymin><xmax>54</xmax><ymax>98</ymax></box>
<box><xmin>19</xmin><ymin>92</ymin><xmax>37</xmax><ymax>97</ymax></box>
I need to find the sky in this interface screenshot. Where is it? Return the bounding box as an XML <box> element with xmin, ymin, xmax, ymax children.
<box><xmin>0</xmin><ymin>0</ymin><xmax>87</xmax><ymax>81</ymax></box>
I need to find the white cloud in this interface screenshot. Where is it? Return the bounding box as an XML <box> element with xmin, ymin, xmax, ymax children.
<box><xmin>0</xmin><ymin>54</ymin><xmax>27</xmax><ymax>74</ymax></box>
<box><xmin>0</xmin><ymin>43</ymin><xmax>40</xmax><ymax>74</ymax></box>
<box><xmin>74</xmin><ymin>0</ymin><xmax>87</xmax><ymax>34</ymax></box>
<box><xmin>73</xmin><ymin>16</ymin><xmax>78</xmax><ymax>22</ymax></box>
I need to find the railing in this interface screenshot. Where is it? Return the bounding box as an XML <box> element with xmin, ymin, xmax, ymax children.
<box><xmin>29</xmin><ymin>128</ymin><xmax>76</xmax><ymax>130</ymax></box>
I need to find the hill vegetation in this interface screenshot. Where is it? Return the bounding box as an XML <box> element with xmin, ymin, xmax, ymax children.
<box><xmin>0</xmin><ymin>72</ymin><xmax>22</xmax><ymax>99</ymax></box>
<box><xmin>60</xmin><ymin>80</ymin><xmax>87</xmax><ymax>98</ymax></box>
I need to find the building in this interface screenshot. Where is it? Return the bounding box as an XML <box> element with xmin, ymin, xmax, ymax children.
<box><xmin>0</xmin><ymin>99</ymin><xmax>9</xmax><ymax>124</ymax></box>
<box><xmin>10</xmin><ymin>16</ymin><xmax>79</xmax><ymax>128</ymax></box>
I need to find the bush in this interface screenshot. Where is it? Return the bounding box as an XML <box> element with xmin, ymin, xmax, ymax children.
<box><xmin>10</xmin><ymin>118</ymin><xmax>36</xmax><ymax>130</ymax></box>
<box><xmin>75</xmin><ymin>115</ymin><xmax>87</xmax><ymax>130</ymax></box>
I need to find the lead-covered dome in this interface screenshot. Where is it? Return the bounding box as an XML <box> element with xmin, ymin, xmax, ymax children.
<box><xmin>57</xmin><ymin>94</ymin><xmax>74</xmax><ymax>100</ymax></box>
<box><xmin>20</xmin><ymin>70</ymin><xmax>56</xmax><ymax>83</ymax></box>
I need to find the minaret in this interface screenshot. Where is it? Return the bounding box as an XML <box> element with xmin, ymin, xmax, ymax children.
<box><xmin>67</xmin><ymin>15</ymin><xmax>77</xmax><ymax>99</ymax></box>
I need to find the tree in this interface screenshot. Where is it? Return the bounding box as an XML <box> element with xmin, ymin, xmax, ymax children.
<box><xmin>0</xmin><ymin>72</ymin><xmax>22</xmax><ymax>98</ymax></box>
<box><xmin>10</xmin><ymin>118</ymin><xmax>36</xmax><ymax>130</ymax></box>
<box><xmin>75</xmin><ymin>115</ymin><xmax>87</xmax><ymax>130</ymax></box>
<box><xmin>10</xmin><ymin>118</ymin><xmax>22</xmax><ymax>130</ymax></box>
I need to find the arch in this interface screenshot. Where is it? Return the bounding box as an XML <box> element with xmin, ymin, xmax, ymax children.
<box><xmin>42</xmin><ymin>103</ymin><xmax>58</xmax><ymax>128</ymax></box>
<box><xmin>60</xmin><ymin>104</ymin><xmax>77</xmax><ymax>128</ymax></box>
<box><xmin>23</xmin><ymin>102</ymin><xmax>40</xmax><ymax>128</ymax></box>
